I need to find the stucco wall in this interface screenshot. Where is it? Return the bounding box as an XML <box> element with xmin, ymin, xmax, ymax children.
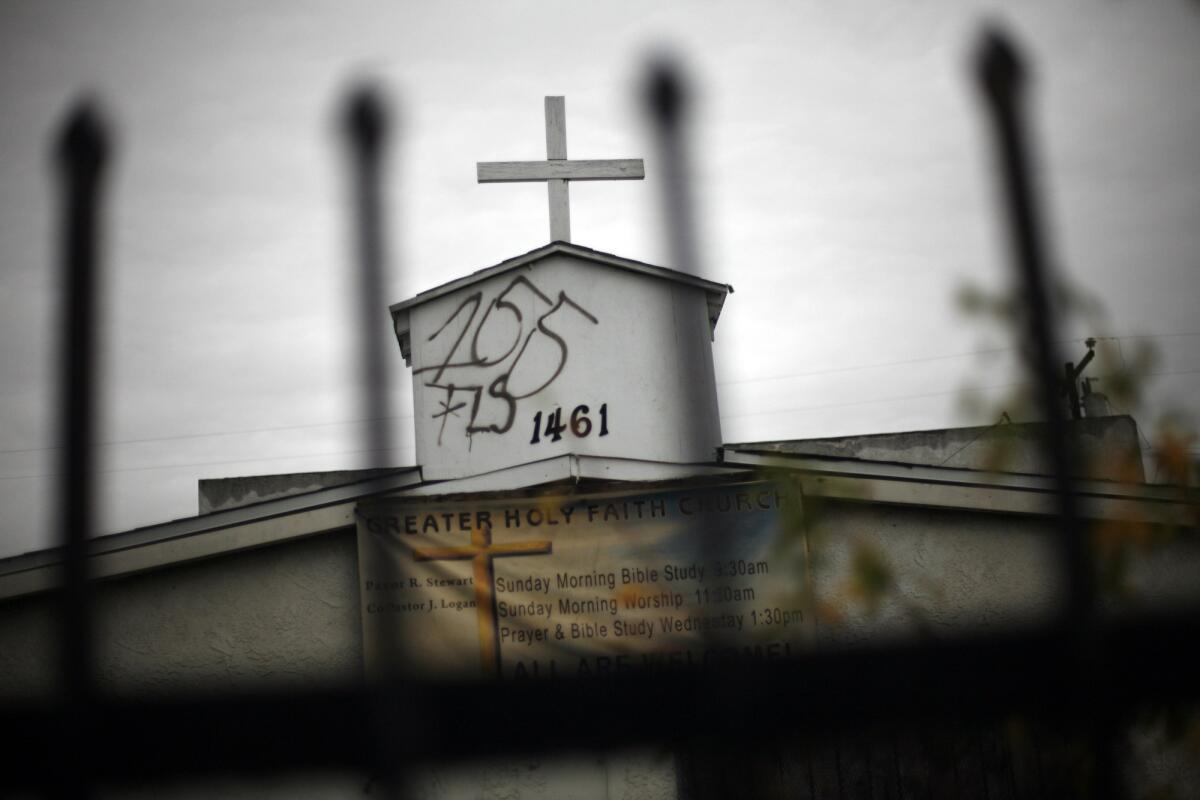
<box><xmin>0</xmin><ymin>527</ymin><xmax>363</xmax><ymax>700</ymax></box>
<box><xmin>809</xmin><ymin>502</ymin><xmax>1062</xmax><ymax>644</ymax></box>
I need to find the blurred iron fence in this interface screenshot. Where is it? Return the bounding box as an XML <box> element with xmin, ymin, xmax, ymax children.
<box><xmin>3</xmin><ymin>25</ymin><xmax>1198</xmax><ymax>800</ymax></box>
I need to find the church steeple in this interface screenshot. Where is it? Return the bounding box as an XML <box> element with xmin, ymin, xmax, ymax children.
<box><xmin>392</xmin><ymin>97</ymin><xmax>728</xmax><ymax>481</ymax></box>
<box><xmin>391</xmin><ymin>242</ymin><xmax>730</xmax><ymax>481</ymax></box>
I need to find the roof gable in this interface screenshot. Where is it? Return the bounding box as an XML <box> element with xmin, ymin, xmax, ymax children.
<box><xmin>389</xmin><ymin>242</ymin><xmax>732</xmax><ymax>354</ymax></box>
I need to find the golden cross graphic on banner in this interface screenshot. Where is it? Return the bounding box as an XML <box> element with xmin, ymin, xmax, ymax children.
<box><xmin>477</xmin><ymin>96</ymin><xmax>645</xmax><ymax>243</ymax></box>
<box><xmin>412</xmin><ymin>525</ymin><xmax>553</xmax><ymax>677</ymax></box>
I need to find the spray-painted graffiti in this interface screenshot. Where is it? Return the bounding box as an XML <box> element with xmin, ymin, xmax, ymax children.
<box><xmin>415</xmin><ymin>276</ymin><xmax>598</xmax><ymax>445</ymax></box>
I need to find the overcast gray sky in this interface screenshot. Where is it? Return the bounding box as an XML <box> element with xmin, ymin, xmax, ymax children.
<box><xmin>1</xmin><ymin>1</ymin><xmax>1197</xmax><ymax>558</ymax></box>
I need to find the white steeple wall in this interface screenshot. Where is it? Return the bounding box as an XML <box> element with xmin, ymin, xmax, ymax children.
<box><xmin>392</xmin><ymin>246</ymin><xmax>728</xmax><ymax>480</ymax></box>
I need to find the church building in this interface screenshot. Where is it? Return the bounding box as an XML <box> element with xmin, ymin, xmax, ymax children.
<box><xmin>1</xmin><ymin>97</ymin><xmax>1194</xmax><ymax>798</ymax></box>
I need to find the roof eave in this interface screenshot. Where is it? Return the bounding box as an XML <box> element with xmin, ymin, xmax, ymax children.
<box><xmin>388</xmin><ymin>242</ymin><xmax>733</xmax><ymax>333</ymax></box>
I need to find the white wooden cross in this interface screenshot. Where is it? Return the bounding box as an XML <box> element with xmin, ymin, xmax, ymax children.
<box><xmin>477</xmin><ymin>96</ymin><xmax>644</xmax><ymax>243</ymax></box>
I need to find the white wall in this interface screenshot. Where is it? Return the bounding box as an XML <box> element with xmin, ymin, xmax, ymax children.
<box><xmin>403</xmin><ymin>254</ymin><xmax>723</xmax><ymax>479</ymax></box>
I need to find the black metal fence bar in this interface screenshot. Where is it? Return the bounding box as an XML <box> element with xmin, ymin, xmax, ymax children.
<box><xmin>55</xmin><ymin>101</ymin><xmax>109</xmax><ymax>708</ymax></box>
<box><xmin>975</xmin><ymin>31</ymin><xmax>1119</xmax><ymax>798</ymax></box>
<box><xmin>644</xmin><ymin>59</ymin><xmax>699</xmax><ymax>280</ymax></box>
<box><xmin>343</xmin><ymin>85</ymin><xmax>396</xmax><ymax>471</ymax></box>
<box><xmin>974</xmin><ymin>27</ymin><xmax>1094</xmax><ymax>632</ymax></box>
<box><xmin>52</xmin><ymin>100</ymin><xmax>111</xmax><ymax>800</ymax></box>
<box><xmin>642</xmin><ymin>64</ymin><xmax>730</xmax><ymax>786</ymax></box>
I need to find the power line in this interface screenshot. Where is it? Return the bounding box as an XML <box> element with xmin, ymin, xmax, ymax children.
<box><xmin>717</xmin><ymin>346</ymin><xmax>1013</xmax><ymax>387</ymax></box>
<box><xmin>1128</xmin><ymin>368</ymin><xmax>1200</xmax><ymax>379</ymax></box>
<box><xmin>0</xmin><ymin>443</ymin><xmax>417</xmax><ymax>482</ymax></box>
<box><xmin>720</xmin><ymin>380</ymin><xmax>1028</xmax><ymax>421</ymax></box>
<box><xmin>6</xmin><ymin>368</ymin><xmax>1195</xmax><ymax>478</ymax></box>
<box><xmin>716</xmin><ymin>333</ymin><xmax>1200</xmax><ymax>389</ymax></box>
<box><xmin>0</xmin><ymin>412</ymin><xmax>417</xmax><ymax>456</ymax></box>
<box><xmin>720</xmin><ymin>368</ymin><xmax>1200</xmax><ymax>422</ymax></box>
<box><xmin>1098</xmin><ymin>332</ymin><xmax>1200</xmax><ymax>341</ymax></box>
<box><xmin>2</xmin><ymin>338</ymin><xmax>1196</xmax><ymax>459</ymax></box>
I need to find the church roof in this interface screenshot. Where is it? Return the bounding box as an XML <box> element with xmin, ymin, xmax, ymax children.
<box><xmin>389</xmin><ymin>241</ymin><xmax>733</xmax><ymax>335</ymax></box>
<box><xmin>2</xmin><ymin>440</ymin><xmax>1187</xmax><ymax>603</ymax></box>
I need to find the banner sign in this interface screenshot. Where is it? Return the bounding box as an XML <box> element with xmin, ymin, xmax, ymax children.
<box><xmin>356</xmin><ymin>481</ymin><xmax>813</xmax><ymax>680</ymax></box>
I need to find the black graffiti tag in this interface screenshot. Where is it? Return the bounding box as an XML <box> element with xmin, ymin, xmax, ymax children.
<box><xmin>414</xmin><ymin>276</ymin><xmax>598</xmax><ymax>444</ymax></box>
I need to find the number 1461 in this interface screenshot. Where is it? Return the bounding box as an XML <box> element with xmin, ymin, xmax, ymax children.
<box><xmin>531</xmin><ymin>403</ymin><xmax>609</xmax><ymax>444</ymax></box>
